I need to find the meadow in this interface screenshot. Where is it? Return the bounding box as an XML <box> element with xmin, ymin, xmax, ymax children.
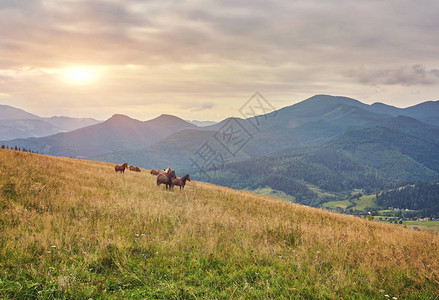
<box><xmin>403</xmin><ymin>221</ymin><xmax>439</xmax><ymax>234</ymax></box>
<box><xmin>1</xmin><ymin>149</ymin><xmax>438</xmax><ymax>299</ymax></box>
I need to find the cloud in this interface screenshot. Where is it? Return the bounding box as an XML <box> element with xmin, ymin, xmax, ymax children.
<box><xmin>2</xmin><ymin>0</ymin><xmax>438</xmax><ymax>68</ymax></box>
<box><xmin>346</xmin><ymin>64</ymin><xmax>439</xmax><ymax>86</ymax></box>
<box><xmin>186</xmin><ymin>102</ymin><xmax>215</xmax><ymax>112</ymax></box>
<box><xmin>1</xmin><ymin>0</ymin><xmax>439</xmax><ymax>119</ymax></box>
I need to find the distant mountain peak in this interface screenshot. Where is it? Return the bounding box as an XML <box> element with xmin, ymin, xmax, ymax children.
<box><xmin>147</xmin><ymin>114</ymin><xmax>197</xmax><ymax>128</ymax></box>
<box><xmin>155</xmin><ymin>114</ymin><xmax>183</xmax><ymax>120</ymax></box>
<box><xmin>0</xmin><ymin>104</ymin><xmax>40</xmax><ymax>120</ymax></box>
<box><xmin>371</xmin><ymin>102</ymin><xmax>398</xmax><ymax>108</ymax></box>
<box><xmin>107</xmin><ymin>114</ymin><xmax>138</xmax><ymax>122</ymax></box>
<box><xmin>304</xmin><ymin>94</ymin><xmax>364</xmax><ymax>105</ymax></box>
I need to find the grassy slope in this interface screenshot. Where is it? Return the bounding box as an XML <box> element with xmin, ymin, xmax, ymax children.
<box><xmin>0</xmin><ymin>149</ymin><xmax>438</xmax><ymax>299</ymax></box>
<box><xmin>321</xmin><ymin>200</ymin><xmax>352</xmax><ymax>210</ymax></box>
<box><xmin>353</xmin><ymin>195</ymin><xmax>376</xmax><ymax>211</ymax></box>
<box><xmin>403</xmin><ymin>221</ymin><xmax>439</xmax><ymax>234</ymax></box>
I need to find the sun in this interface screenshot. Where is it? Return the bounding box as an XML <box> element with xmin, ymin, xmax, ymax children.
<box><xmin>62</xmin><ymin>67</ymin><xmax>97</xmax><ymax>84</ymax></box>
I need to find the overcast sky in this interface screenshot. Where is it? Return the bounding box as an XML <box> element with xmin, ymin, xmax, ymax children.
<box><xmin>1</xmin><ymin>0</ymin><xmax>439</xmax><ymax>121</ymax></box>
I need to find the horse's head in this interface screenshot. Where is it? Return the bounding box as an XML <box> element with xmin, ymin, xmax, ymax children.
<box><xmin>168</xmin><ymin>170</ymin><xmax>176</xmax><ymax>179</ymax></box>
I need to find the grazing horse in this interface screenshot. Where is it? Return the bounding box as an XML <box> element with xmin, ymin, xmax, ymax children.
<box><xmin>172</xmin><ymin>174</ymin><xmax>190</xmax><ymax>191</ymax></box>
<box><xmin>115</xmin><ymin>163</ymin><xmax>128</xmax><ymax>173</ymax></box>
<box><xmin>157</xmin><ymin>170</ymin><xmax>176</xmax><ymax>190</ymax></box>
<box><xmin>150</xmin><ymin>169</ymin><xmax>160</xmax><ymax>175</ymax></box>
<box><xmin>129</xmin><ymin>165</ymin><xmax>141</xmax><ymax>172</ymax></box>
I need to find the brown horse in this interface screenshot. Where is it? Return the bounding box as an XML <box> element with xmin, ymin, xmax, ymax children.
<box><xmin>157</xmin><ymin>170</ymin><xmax>176</xmax><ymax>190</ymax></box>
<box><xmin>115</xmin><ymin>163</ymin><xmax>128</xmax><ymax>173</ymax></box>
<box><xmin>150</xmin><ymin>169</ymin><xmax>160</xmax><ymax>175</ymax></box>
<box><xmin>129</xmin><ymin>165</ymin><xmax>141</xmax><ymax>172</ymax></box>
<box><xmin>172</xmin><ymin>174</ymin><xmax>190</xmax><ymax>191</ymax></box>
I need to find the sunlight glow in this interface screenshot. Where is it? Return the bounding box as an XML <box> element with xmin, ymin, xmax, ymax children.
<box><xmin>62</xmin><ymin>67</ymin><xmax>97</xmax><ymax>84</ymax></box>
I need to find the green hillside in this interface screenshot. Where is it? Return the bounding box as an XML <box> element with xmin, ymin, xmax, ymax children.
<box><xmin>1</xmin><ymin>149</ymin><xmax>439</xmax><ymax>298</ymax></box>
<box><xmin>208</xmin><ymin>123</ymin><xmax>439</xmax><ymax>208</ymax></box>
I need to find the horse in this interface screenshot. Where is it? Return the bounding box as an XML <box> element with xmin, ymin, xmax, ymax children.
<box><xmin>157</xmin><ymin>170</ymin><xmax>176</xmax><ymax>190</ymax></box>
<box><xmin>115</xmin><ymin>163</ymin><xmax>128</xmax><ymax>173</ymax></box>
<box><xmin>129</xmin><ymin>165</ymin><xmax>141</xmax><ymax>172</ymax></box>
<box><xmin>172</xmin><ymin>174</ymin><xmax>190</xmax><ymax>191</ymax></box>
<box><xmin>150</xmin><ymin>169</ymin><xmax>160</xmax><ymax>175</ymax></box>
<box><xmin>158</xmin><ymin>167</ymin><xmax>171</xmax><ymax>175</ymax></box>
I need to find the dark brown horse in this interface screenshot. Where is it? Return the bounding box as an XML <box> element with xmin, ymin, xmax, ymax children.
<box><xmin>172</xmin><ymin>174</ymin><xmax>190</xmax><ymax>190</ymax></box>
<box><xmin>115</xmin><ymin>163</ymin><xmax>128</xmax><ymax>173</ymax></box>
<box><xmin>157</xmin><ymin>170</ymin><xmax>176</xmax><ymax>190</ymax></box>
<box><xmin>129</xmin><ymin>165</ymin><xmax>141</xmax><ymax>172</ymax></box>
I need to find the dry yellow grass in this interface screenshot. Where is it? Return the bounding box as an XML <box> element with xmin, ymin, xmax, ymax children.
<box><xmin>1</xmin><ymin>149</ymin><xmax>438</xmax><ymax>299</ymax></box>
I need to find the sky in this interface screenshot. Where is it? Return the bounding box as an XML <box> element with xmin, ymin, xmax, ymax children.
<box><xmin>1</xmin><ymin>0</ymin><xmax>439</xmax><ymax>121</ymax></box>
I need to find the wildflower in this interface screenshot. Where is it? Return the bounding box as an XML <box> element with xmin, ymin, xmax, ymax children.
<box><xmin>384</xmin><ymin>295</ymin><xmax>389</xmax><ymax>298</ymax></box>
<box><xmin>50</xmin><ymin>245</ymin><xmax>57</xmax><ymax>248</ymax></box>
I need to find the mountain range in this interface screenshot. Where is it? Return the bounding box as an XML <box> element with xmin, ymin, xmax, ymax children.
<box><xmin>2</xmin><ymin>95</ymin><xmax>439</xmax><ymax>205</ymax></box>
<box><xmin>1</xmin><ymin>113</ymin><xmax>196</xmax><ymax>158</ymax></box>
<box><xmin>0</xmin><ymin>104</ymin><xmax>100</xmax><ymax>140</ymax></box>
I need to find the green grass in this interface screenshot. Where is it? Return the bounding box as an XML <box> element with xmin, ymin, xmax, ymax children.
<box><xmin>403</xmin><ymin>221</ymin><xmax>439</xmax><ymax>233</ymax></box>
<box><xmin>1</xmin><ymin>149</ymin><xmax>439</xmax><ymax>299</ymax></box>
<box><xmin>249</xmin><ymin>187</ymin><xmax>296</xmax><ymax>202</ymax></box>
<box><xmin>323</xmin><ymin>194</ymin><xmax>376</xmax><ymax>212</ymax></box>
<box><xmin>321</xmin><ymin>200</ymin><xmax>352</xmax><ymax>210</ymax></box>
<box><xmin>352</xmin><ymin>194</ymin><xmax>376</xmax><ymax>211</ymax></box>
